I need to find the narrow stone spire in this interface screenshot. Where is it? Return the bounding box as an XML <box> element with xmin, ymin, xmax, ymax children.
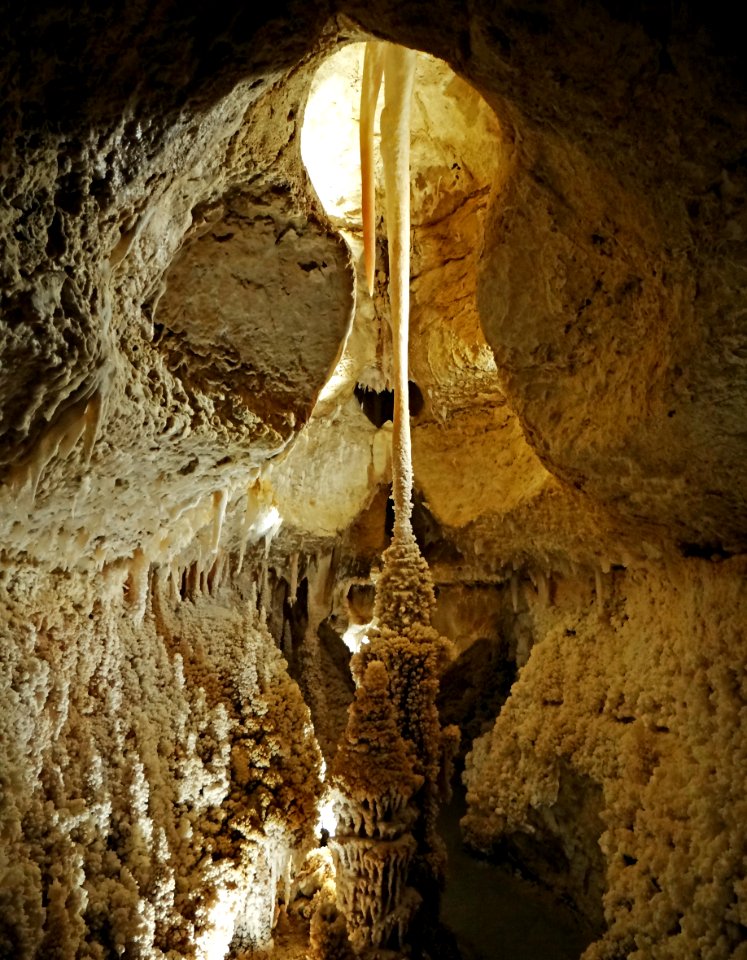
<box><xmin>360</xmin><ymin>42</ymin><xmax>385</xmax><ymax>298</ymax></box>
<box><xmin>379</xmin><ymin>44</ymin><xmax>417</xmax><ymax>542</ymax></box>
<box><xmin>360</xmin><ymin>42</ymin><xmax>417</xmax><ymax>540</ymax></box>
<box><xmin>320</xmin><ymin>44</ymin><xmax>458</xmax><ymax>959</ymax></box>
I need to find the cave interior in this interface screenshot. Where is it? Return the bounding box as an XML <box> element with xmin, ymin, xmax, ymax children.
<box><xmin>1</xmin><ymin>3</ymin><xmax>746</xmax><ymax>960</ymax></box>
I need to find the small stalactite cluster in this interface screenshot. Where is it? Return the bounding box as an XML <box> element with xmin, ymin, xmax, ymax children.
<box><xmin>320</xmin><ymin>40</ymin><xmax>458</xmax><ymax>958</ymax></box>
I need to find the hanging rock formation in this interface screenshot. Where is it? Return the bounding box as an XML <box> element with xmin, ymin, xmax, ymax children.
<box><xmin>323</xmin><ymin>42</ymin><xmax>459</xmax><ymax>956</ymax></box>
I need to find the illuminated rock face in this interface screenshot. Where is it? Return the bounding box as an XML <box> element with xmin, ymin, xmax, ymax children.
<box><xmin>2</xmin><ymin>4</ymin><xmax>746</xmax><ymax>960</ymax></box>
<box><xmin>0</xmin><ymin>571</ymin><xmax>322</xmax><ymax>958</ymax></box>
<box><xmin>463</xmin><ymin>556</ymin><xmax>747</xmax><ymax>959</ymax></box>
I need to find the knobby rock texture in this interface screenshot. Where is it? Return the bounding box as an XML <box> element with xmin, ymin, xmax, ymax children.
<box><xmin>1</xmin><ymin>2</ymin><xmax>746</xmax><ymax>959</ymax></box>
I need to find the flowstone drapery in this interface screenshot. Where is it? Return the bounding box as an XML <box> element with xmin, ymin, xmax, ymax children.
<box><xmin>323</xmin><ymin>42</ymin><xmax>458</xmax><ymax>957</ymax></box>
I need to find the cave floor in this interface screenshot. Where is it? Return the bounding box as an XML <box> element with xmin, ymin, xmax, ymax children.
<box><xmin>244</xmin><ymin>790</ymin><xmax>596</xmax><ymax>960</ymax></box>
<box><xmin>438</xmin><ymin>789</ymin><xmax>595</xmax><ymax>960</ymax></box>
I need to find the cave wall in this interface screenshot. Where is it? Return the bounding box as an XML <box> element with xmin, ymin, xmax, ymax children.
<box><xmin>0</xmin><ymin>565</ymin><xmax>321</xmax><ymax>957</ymax></box>
<box><xmin>464</xmin><ymin>556</ymin><xmax>747</xmax><ymax>958</ymax></box>
<box><xmin>1</xmin><ymin>1</ymin><xmax>746</xmax><ymax>958</ymax></box>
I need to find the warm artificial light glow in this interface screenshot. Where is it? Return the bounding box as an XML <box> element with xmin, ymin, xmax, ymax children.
<box><xmin>341</xmin><ymin>621</ymin><xmax>372</xmax><ymax>653</ymax></box>
<box><xmin>316</xmin><ymin>758</ymin><xmax>339</xmax><ymax>838</ymax></box>
<box><xmin>316</xmin><ymin>365</ymin><xmax>354</xmax><ymax>405</ymax></box>
<box><xmin>301</xmin><ymin>44</ymin><xmax>380</xmax><ymax>225</ymax></box>
<box><xmin>253</xmin><ymin>504</ymin><xmax>282</xmax><ymax>540</ymax></box>
<box><xmin>197</xmin><ymin>890</ymin><xmax>238</xmax><ymax>960</ymax></box>
<box><xmin>317</xmin><ymin>796</ymin><xmax>338</xmax><ymax>838</ymax></box>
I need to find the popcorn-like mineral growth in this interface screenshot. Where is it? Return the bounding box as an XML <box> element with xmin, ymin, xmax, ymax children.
<box><xmin>329</xmin><ymin>660</ymin><xmax>422</xmax><ymax>953</ymax></box>
<box><xmin>0</xmin><ymin>564</ymin><xmax>322</xmax><ymax>958</ymax></box>
<box><xmin>463</xmin><ymin>556</ymin><xmax>747</xmax><ymax>960</ymax></box>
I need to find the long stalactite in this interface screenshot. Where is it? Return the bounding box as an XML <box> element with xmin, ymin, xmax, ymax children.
<box><xmin>379</xmin><ymin>43</ymin><xmax>417</xmax><ymax>543</ymax></box>
<box><xmin>325</xmin><ymin>42</ymin><xmax>458</xmax><ymax>958</ymax></box>
<box><xmin>360</xmin><ymin>42</ymin><xmax>385</xmax><ymax>299</ymax></box>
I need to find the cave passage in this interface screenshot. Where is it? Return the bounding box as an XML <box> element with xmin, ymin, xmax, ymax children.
<box><xmin>300</xmin><ymin>38</ymin><xmax>596</xmax><ymax>960</ymax></box>
<box><xmin>310</xmin><ymin>44</ymin><xmax>608</xmax><ymax>956</ymax></box>
<box><xmin>3</xmin><ymin>7</ymin><xmax>745</xmax><ymax>960</ymax></box>
<box><xmin>354</xmin><ymin>381</ymin><xmax>424</xmax><ymax>427</ymax></box>
<box><xmin>438</xmin><ymin>788</ymin><xmax>594</xmax><ymax>960</ymax></box>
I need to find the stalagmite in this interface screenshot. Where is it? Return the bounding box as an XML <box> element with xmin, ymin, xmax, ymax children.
<box><xmin>329</xmin><ymin>661</ymin><xmax>422</xmax><ymax>953</ymax></box>
<box><xmin>302</xmin><ymin>551</ymin><xmax>335</xmax><ymax>753</ymax></box>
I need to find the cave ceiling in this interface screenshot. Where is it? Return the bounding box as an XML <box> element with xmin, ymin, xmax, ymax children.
<box><xmin>1</xmin><ymin>0</ymin><xmax>746</xmax><ymax>574</ymax></box>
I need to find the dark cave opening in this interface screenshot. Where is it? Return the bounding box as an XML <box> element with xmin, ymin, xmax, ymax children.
<box><xmin>354</xmin><ymin>380</ymin><xmax>424</xmax><ymax>427</ymax></box>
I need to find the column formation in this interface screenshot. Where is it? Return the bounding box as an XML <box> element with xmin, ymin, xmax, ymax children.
<box><xmin>325</xmin><ymin>42</ymin><xmax>458</xmax><ymax>958</ymax></box>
